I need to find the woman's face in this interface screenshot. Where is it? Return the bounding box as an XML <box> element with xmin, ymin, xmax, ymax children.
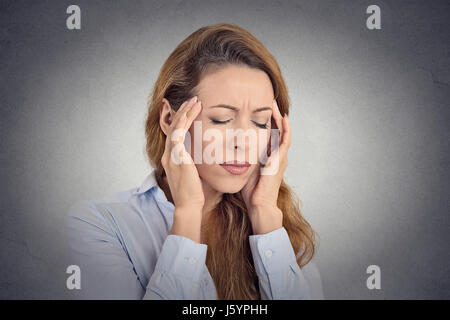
<box><xmin>187</xmin><ymin>64</ymin><xmax>274</xmax><ymax>194</ymax></box>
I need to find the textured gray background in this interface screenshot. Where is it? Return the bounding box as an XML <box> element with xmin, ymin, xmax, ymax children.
<box><xmin>0</xmin><ymin>0</ymin><xmax>449</xmax><ymax>299</ymax></box>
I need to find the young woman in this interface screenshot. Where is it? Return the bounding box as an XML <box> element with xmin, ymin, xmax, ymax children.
<box><xmin>66</xmin><ymin>23</ymin><xmax>324</xmax><ymax>300</ymax></box>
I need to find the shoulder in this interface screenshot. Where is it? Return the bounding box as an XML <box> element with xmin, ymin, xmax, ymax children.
<box><xmin>64</xmin><ymin>183</ymin><xmax>171</xmax><ymax>244</ymax></box>
<box><xmin>65</xmin><ymin>199</ymin><xmax>120</xmax><ymax>243</ymax></box>
<box><xmin>64</xmin><ymin>187</ymin><xmax>141</xmax><ymax>239</ymax></box>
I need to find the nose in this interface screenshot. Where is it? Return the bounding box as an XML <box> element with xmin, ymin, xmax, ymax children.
<box><xmin>227</xmin><ymin>133</ymin><xmax>246</xmax><ymax>164</ymax></box>
<box><xmin>226</xmin><ymin>120</ymin><xmax>257</xmax><ymax>163</ymax></box>
<box><xmin>231</xmin><ymin>118</ymin><xmax>249</xmax><ymax>151</ymax></box>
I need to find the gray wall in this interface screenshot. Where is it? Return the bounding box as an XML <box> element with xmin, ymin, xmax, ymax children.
<box><xmin>0</xmin><ymin>0</ymin><xmax>449</xmax><ymax>299</ymax></box>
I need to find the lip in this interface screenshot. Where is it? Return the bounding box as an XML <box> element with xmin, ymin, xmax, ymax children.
<box><xmin>220</xmin><ymin>161</ymin><xmax>251</xmax><ymax>175</ymax></box>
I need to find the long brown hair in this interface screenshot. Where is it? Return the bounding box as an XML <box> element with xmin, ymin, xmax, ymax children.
<box><xmin>145</xmin><ymin>23</ymin><xmax>317</xmax><ymax>299</ymax></box>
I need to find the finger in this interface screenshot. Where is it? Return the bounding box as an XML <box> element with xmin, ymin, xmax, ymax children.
<box><xmin>163</xmin><ymin>97</ymin><xmax>198</xmax><ymax>165</ymax></box>
<box><xmin>261</xmin><ymin>147</ymin><xmax>283</xmax><ymax>176</ymax></box>
<box><xmin>279</xmin><ymin>114</ymin><xmax>291</xmax><ymax>153</ymax></box>
<box><xmin>182</xmin><ymin>100</ymin><xmax>202</xmax><ymax>130</ymax></box>
<box><xmin>180</xmin><ymin>95</ymin><xmax>198</xmax><ymax>113</ymax></box>
<box><xmin>167</xmin><ymin>99</ymin><xmax>202</xmax><ymax>155</ymax></box>
<box><xmin>267</xmin><ymin>125</ymin><xmax>287</xmax><ymax>160</ymax></box>
<box><xmin>166</xmin><ymin>110</ymin><xmax>189</xmax><ymax>152</ymax></box>
<box><xmin>271</xmin><ymin>99</ymin><xmax>283</xmax><ymax>150</ymax></box>
<box><xmin>177</xmin><ymin>98</ymin><xmax>191</xmax><ymax>112</ymax></box>
<box><xmin>169</xmin><ymin>96</ymin><xmax>198</xmax><ymax>132</ymax></box>
<box><xmin>165</xmin><ymin>114</ymin><xmax>191</xmax><ymax>165</ymax></box>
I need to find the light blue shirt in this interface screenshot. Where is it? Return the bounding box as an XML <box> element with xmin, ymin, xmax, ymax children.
<box><xmin>65</xmin><ymin>169</ymin><xmax>324</xmax><ymax>299</ymax></box>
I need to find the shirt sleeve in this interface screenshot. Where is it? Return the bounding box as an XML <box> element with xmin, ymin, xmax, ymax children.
<box><xmin>65</xmin><ymin>200</ymin><xmax>145</xmax><ymax>299</ymax></box>
<box><xmin>65</xmin><ymin>200</ymin><xmax>215</xmax><ymax>300</ymax></box>
<box><xmin>248</xmin><ymin>226</ymin><xmax>325</xmax><ymax>300</ymax></box>
<box><xmin>143</xmin><ymin>234</ymin><xmax>216</xmax><ymax>300</ymax></box>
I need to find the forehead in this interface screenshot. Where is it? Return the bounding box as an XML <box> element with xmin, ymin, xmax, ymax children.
<box><xmin>195</xmin><ymin>64</ymin><xmax>274</xmax><ymax>108</ymax></box>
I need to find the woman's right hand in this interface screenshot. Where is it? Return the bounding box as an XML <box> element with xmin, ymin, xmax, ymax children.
<box><xmin>161</xmin><ymin>96</ymin><xmax>205</xmax><ymax>228</ymax></box>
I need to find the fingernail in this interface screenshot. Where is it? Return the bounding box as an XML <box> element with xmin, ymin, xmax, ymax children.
<box><xmin>192</xmin><ymin>96</ymin><xmax>198</xmax><ymax>103</ymax></box>
<box><xmin>193</xmin><ymin>100</ymin><xmax>202</xmax><ymax>110</ymax></box>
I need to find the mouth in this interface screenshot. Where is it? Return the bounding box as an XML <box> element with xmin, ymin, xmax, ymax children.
<box><xmin>219</xmin><ymin>161</ymin><xmax>251</xmax><ymax>175</ymax></box>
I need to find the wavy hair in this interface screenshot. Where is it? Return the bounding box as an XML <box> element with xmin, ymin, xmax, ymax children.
<box><xmin>144</xmin><ymin>23</ymin><xmax>317</xmax><ymax>299</ymax></box>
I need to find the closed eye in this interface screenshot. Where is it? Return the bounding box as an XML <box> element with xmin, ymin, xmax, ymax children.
<box><xmin>252</xmin><ymin>120</ymin><xmax>269</xmax><ymax>129</ymax></box>
<box><xmin>210</xmin><ymin>119</ymin><xmax>232</xmax><ymax>125</ymax></box>
<box><xmin>210</xmin><ymin>118</ymin><xmax>268</xmax><ymax>129</ymax></box>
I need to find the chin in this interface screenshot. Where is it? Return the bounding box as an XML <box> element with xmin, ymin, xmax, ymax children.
<box><xmin>213</xmin><ymin>180</ymin><xmax>246</xmax><ymax>194</ymax></box>
<box><xmin>205</xmin><ymin>170</ymin><xmax>249</xmax><ymax>194</ymax></box>
<box><xmin>198</xmin><ymin>162</ymin><xmax>255</xmax><ymax>194</ymax></box>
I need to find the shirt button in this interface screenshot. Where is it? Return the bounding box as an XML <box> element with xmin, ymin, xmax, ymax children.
<box><xmin>265</xmin><ymin>249</ymin><xmax>273</xmax><ymax>258</ymax></box>
<box><xmin>188</xmin><ymin>257</ymin><xmax>196</xmax><ymax>264</ymax></box>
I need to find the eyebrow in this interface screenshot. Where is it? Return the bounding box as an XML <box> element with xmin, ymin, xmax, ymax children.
<box><xmin>209</xmin><ymin>104</ymin><xmax>272</xmax><ymax>112</ymax></box>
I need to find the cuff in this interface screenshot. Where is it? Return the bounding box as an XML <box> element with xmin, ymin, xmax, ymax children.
<box><xmin>249</xmin><ymin>227</ymin><xmax>299</xmax><ymax>275</ymax></box>
<box><xmin>154</xmin><ymin>234</ymin><xmax>208</xmax><ymax>283</ymax></box>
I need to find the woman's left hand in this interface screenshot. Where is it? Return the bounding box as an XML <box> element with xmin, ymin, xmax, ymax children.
<box><xmin>241</xmin><ymin>99</ymin><xmax>291</xmax><ymax>235</ymax></box>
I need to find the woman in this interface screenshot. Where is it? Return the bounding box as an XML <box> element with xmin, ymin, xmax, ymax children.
<box><xmin>66</xmin><ymin>23</ymin><xmax>324</xmax><ymax>300</ymax></box>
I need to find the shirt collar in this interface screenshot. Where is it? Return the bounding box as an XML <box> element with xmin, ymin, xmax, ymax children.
<box><xmin>135</xmin><ymin>169</ymin><xmax>158</xmax><ymax>195</ymax></box>
<box><xmin>135</xmin><ymin>170</ymin><xmax>175</xmax><ymax>211</ymax></box>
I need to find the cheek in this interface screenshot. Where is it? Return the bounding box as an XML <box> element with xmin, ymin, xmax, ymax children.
<box><xmin>202</xmin><ymin>124</ymin><xmax>228</xmax><ymax>160</ymax></box>
<box><xmin>186</xmin><ymin>121</ymin><xmax>227</xmax><ymax>163</ymax></box>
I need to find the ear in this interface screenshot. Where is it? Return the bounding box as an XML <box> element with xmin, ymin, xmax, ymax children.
<box><xmin>159</xmin><ymin>98</ymin><xmax>175</xmax><ymax>136</ymax></box>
